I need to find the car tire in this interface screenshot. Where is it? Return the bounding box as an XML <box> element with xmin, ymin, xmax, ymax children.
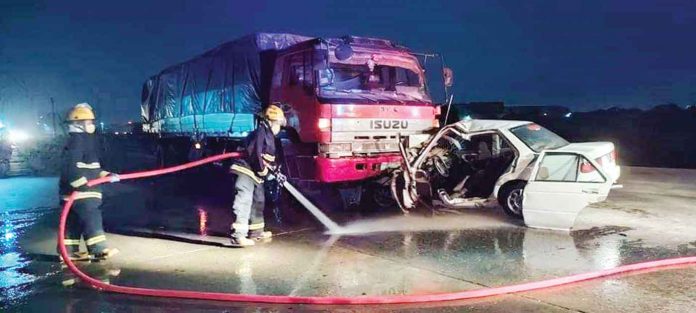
<box><xmin>499</xmin><ymin>181</ymin><xmax>525</xmax><ymax>219</ymax></box>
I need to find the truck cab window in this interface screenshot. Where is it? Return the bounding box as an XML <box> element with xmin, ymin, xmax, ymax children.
<box><xmin>287</xmin><ymin>53</ymin><xmax>303</xmax><ymax>86</ymax></box>
<box><xmin>285</xmin><ymin>51</ymin><xmax>314</xmax><ymax>89</ymax></box>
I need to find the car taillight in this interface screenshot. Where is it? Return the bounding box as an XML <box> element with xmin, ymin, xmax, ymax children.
<box><xmin>580</xmin><ymin>160</ymin><xmax>596</xmax><ymax>173</ymax></box>
<box><xmin>318</xmin><ymin>118</ymin><xmax>331</xmax><ymax>131</ymax></box>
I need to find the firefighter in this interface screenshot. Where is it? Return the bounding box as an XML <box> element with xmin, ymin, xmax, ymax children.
<box><xmin>59</xmin><ymin>103</ymin><xmax>119</xmax><ymax>260</ymax></box>
<box><xmin>229</xmin><ymin>104</ymin><xmax>286</xmax><ymax>247</ymax></box>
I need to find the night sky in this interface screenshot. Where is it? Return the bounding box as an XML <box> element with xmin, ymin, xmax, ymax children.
<box><xmin>1</xmin><ymin>0</ymin><xmax>695</xmax><ymax>126</ymax></box>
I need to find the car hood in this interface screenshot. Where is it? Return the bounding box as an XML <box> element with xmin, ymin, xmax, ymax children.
<box><xmin>552</xmin><ymin>142</ymin><xmax>614</xmax><ymax>159</ymax></box>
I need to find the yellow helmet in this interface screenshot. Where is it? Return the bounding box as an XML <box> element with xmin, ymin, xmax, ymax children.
<box><xmin>67</xmin><ymin>103</ymin><xmax>96</xmax><ymax>121</ymax></box>
<box><xmin>264</xmin><ymin>104</ymin><xmax>285</xmax><ymax>122</ymax></box>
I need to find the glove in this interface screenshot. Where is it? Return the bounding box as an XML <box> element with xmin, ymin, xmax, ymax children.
<box><xmin>275</xmin><ymin>172</ymin><xmax>287</xmax><ymax>185</ymax></box>
<box><xmin>109</xmin><ymin>174</ymin><xmax>121</xmax><ymax>183</ymax></box>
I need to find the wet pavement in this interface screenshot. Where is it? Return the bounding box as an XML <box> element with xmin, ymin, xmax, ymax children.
<box><xmin>2</xmin><ymin>166</ymin><xmax>696</xmax><ymax>312</ymax></box>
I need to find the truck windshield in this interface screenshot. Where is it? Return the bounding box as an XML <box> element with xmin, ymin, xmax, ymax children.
<box><xmin>319</xmin><ymin>63</ymin><xmax>427</xmax><ymax>101</ymax></box>
<box><xmin>510</xmin><ymin>124</ymin><xmax>569</xmax><ymax>152</ymax></box>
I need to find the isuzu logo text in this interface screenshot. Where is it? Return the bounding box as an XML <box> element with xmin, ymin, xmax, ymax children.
<box><xmin>370</xmin><ymin>120</ymin><xmax>408</xmax><ymax>129</ymax></box>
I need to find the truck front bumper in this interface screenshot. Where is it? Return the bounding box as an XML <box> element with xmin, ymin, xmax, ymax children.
<box><xmin>316</xmin><ymin>154</ymin><xmax>403</xmax><ymax>183</ymax></box>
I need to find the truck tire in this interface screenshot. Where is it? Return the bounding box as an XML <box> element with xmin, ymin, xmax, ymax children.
<box><xmin>498</xmin><ymin>181</ymin><xmax>525</xmax><ymax>219</ymax></box>
<box><xmin>361</xmin><ymin>181</ymin><xmax>397</xmax><ymax>212</ymax></box>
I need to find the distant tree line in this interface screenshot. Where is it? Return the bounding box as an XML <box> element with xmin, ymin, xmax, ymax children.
<box><xmin>503</xmin><ymin>104</ymin><xmax>696</xmax><ymax>169</ymax></box>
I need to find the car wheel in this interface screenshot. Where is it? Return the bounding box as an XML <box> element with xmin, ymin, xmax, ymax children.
<box><xmin>499</xmin><ymin>181</ymin><xmax>525</xmax><ymax>219</ymax></box>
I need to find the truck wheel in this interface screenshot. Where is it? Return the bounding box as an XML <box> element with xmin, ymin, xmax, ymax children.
<box><xmin>361</xmin><ymin>181</ymin><xmax>397</xmax><ymax>212</ymax></box>
<box><xmin>499</xmin><ymin>181</ymin><xmax>525</xmax><ymax>219</ymax></box>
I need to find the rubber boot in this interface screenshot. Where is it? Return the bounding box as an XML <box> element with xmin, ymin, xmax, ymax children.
<box><xmin>59</xmin><ymin>251</ymin><xmax>92</xmax><ymax>263</ymax></box>
<box><xmin>229</xmin><ymin>236</ymin><xmax>256</xmax><ymax>247</ymax></box>
<box><xmin>248</xmin><ymin>230</ymin><xmax>272</xmax><ymax>243</ymax></box>
<box><xmin>93</xmin><ymin>248</ymin><xmax>120</xmax><ymax>261</ymax></box>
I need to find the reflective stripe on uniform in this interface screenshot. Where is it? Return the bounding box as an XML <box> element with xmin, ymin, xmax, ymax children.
<box><xmin>70</xmin><ymin>177</ymin><xmax>89</xmax><ymax>188</ymax></box>
<box><xmin>85</xmin><ymin>235</ymin><xmax>106</xmax><ymax>246</ymax></box>
<box><xmin>231</xmin><ymin>223</ymin><xmax>249</xmax><ymax>230</ymax></box>
<box><xmin>63</xmin><ymin>191</ymin><xmax>102</xmax><ymax>201</ymax></box>
<box><xmin>257</xmin><ymin>166</ymin><xmax>269</xmax><ymax>177</ymax></box>
<box><xmin>64</xmin><ymin>239</ymin><xmax>81</xmax><ymax>245</ymax></box>
<box><xmin>262</xmin><ymin>153</ymin><xmax>275</xmax><ymax>162</ymax></box>
<box><xmin>76</xmin><ymin>162</ymin><xmax>101</xmax><ymax>169</ymax></box>
<box><xmin>248</xmin><ymin>223</ymin><xmax>265</xmax><ymax>230</ymax></box>
<box><xmin>230</xmin><ymin>164</ymin><xmax>263</xmax><ymax>184</ymax></box>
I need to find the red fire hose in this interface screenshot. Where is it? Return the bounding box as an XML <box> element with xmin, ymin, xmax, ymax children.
<box><xmin>59</xmin><ymin>152</ymin><xmax>696</xmax><ymax>305</ymax></box>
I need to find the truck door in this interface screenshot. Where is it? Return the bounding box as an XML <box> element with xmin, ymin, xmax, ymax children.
<box><xmin>275</xmin><ymin>50</ymin><xmax>317</xmax><ymax>142</ymax></box>
<box><xmin>522</xmin><ymin>151</ymin><xmax>613</xmax><ymax>231</ymax></box>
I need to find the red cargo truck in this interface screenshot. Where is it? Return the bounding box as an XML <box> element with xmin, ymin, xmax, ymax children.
<box><xmin>141</xmin><ymin>33</ymin><xmax>447</xmax><ymax>209</ymax></box>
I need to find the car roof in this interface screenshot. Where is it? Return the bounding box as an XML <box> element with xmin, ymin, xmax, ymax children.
<box><xmin>453</xmin><ymin>119</ymin><xmax>532</xmax><ymax>133</ymax></box>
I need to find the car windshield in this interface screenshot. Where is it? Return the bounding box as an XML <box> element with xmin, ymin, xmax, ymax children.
<box><xmin>510</xmin><ymin>124</ymin><xmax>569</xmax><ymax>152</ymax></box>
<box><xmin>319</xmin><ymin>63</ymin><xmax>427</xmax><ymax>101</ymax></box>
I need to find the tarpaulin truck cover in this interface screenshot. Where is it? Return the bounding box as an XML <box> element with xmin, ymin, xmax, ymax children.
<box><xmin>141</xmin><ymin>33</ymin><xmax>312</xmax><ymax>137</ymax></box>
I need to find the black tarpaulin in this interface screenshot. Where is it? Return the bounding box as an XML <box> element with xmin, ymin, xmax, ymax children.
<box><xmin>141</xmin><ymin>33</ymin><xmax>312</xmax><ymax>126</ymax></box>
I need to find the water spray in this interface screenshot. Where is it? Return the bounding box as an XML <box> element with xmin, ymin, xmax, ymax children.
<box><xmin>281</xmin><ymin>180</ymin><xmax>342</xmax><ymax>233</ymax></box>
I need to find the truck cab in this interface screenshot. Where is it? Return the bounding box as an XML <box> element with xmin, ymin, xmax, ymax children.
<box><xmin>269</xmin><ymin>36</ymin><xmax>439</xmax><ymax>183</ymax></box>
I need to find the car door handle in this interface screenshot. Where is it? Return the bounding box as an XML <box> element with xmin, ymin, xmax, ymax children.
<box><xmin>582</xmin><ymin>189</ymin><xmax>599</xmax><ymax>194</ymax></box>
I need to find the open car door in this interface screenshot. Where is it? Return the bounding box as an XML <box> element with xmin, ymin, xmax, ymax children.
<box><xmin>522</xmin><ymin>151</ymin><xmax>613</xmax><ymax>231</ymax></box>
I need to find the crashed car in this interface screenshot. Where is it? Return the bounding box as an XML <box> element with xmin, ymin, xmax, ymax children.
<box><xmin>391</xmin><ymin>120</ymin><xmax>621</xmax><ymax>230</ymax></box>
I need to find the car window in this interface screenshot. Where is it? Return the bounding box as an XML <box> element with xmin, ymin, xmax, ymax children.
<box><xmin>536</xmin><ymin>154</ymin><xmax>579</xmax><ymax>182</ymax></box>
<box><xmin>510</xmin><ymin>124</ymin><xmax>569</xmax><ymax>152</ymax></box>
<box><xmin>536</xmin><ymin>153</ymin><xmax>607</xmax><ymax>183</ymax></box>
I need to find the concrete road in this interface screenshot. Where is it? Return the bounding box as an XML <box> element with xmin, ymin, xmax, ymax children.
<box><xmin>1</xmin><ymin>166</ymin><xmax>695</xmax><ymax>312</ymax></box>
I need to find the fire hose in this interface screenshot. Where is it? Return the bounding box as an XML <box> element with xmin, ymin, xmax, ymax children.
<box><xmin>59</xmin><ymin>152</ymin><xmax>696</xmax><ymax>305</ymax></box>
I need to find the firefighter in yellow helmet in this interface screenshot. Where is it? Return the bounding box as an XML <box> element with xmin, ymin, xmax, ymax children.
<box><xmin>229</xmin><ymin>104</ymin><xmax>286</xmax><ymax>247</ymax></box>
<box><xmin>59</xmin><ymin>103</ymin><xmax>119</xmax><ymax>260</ymax></box>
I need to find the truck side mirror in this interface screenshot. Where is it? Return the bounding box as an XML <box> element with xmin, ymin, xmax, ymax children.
<box><xmin>335</xmin><ymin>44</ymin><xmax>353</xmax><ymax>61</ymax></box>
<box><xmin>443</xmin><ymin>67</ymin><xmax>454</xmax><ymax>88</ymax></box>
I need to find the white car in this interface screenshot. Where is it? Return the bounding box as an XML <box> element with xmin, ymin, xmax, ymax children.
<box><xmin>392</xmin><ymin>119</ymin><xmax>621</xmax><ymax>231</ymax></box>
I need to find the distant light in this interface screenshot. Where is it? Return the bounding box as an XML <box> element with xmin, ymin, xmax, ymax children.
<box><xmin>4</xmin><ymin>232</ymin><xmax>15</xmax><ymax>240</ymax></box>
<box><xmin>543</xmin><ymin>113</ymin><xmax>548</xmax><ymax>116</ymax></box>
<box><xmin>565</xmin><ymin>112</ymin><xmax>573</xmax><ymax>118</ymax></box>
<box><xmin>194</xmin><ymin>142</ymin><xmax>202</xmax><ymax>150</ymax></box>
<box><xmin>8</xmin><ymin>129</ymin><xmax>31</xmax><ymax>143</ymax></box>
<box><xmin>128</xmin><ymin>121</ymin><xmax>133</xmax><ymax>125</ymax></box>
<box><xmin>114</xmin><ymin>132</ymin><xmax>120</xmax><ymax>135</ymax></box>
<box><xmin>463</xmin><ymin>115</ymin><xmax>472</xmax><ymax>121</ymax></box>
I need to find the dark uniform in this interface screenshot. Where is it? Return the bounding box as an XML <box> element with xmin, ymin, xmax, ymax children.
<box><xmin>230</xmin><ymin>119</ymin><xmax>277</xmax><ymax>238</ymax></box>
<box><xmin>59</xmin><ymin>133</ymin><xmax>111</xmax><ymax>255</ymax></box>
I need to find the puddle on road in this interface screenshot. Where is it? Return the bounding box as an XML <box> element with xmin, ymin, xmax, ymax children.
<box><xmin>1</xmin><ymin>207</ymin><xmax>56</xmax><ymax>309</ymax></box>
